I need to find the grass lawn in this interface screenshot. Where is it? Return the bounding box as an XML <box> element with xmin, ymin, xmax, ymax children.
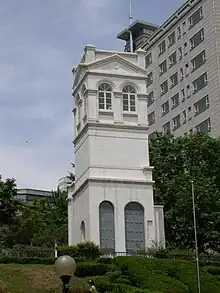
<box><xmin>0</xmin><ymin>264</ymin><xmax>88</xmax><ymax>293</ymax></box>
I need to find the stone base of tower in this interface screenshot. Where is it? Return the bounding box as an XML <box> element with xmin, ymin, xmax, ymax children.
<box><xmin>68</xmin><ymin>178</ymin><xmax>165</xmax><ymax>253</ymax></box>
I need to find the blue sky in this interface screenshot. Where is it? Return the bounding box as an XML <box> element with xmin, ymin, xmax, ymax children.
<box><xmin>0</xmin><ymin>0</ymin><xmax>184</xmax><ymax>190</ymax></box>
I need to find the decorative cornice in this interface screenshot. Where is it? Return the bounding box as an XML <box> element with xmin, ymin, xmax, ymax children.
<box><xmin>73</xmin><ymin>122</ymin><xmax>149</xmax><ymax>145</ymax></box>
<box><xmin>72</xmin><ymin>177</ymin><xmax>154</xmax><ymax>199</ymax></box>
<box><xmin>87</xmin><ymin>89</ymin><xmax>98</xmax><ymax>95</ymax></box>
<box><xmin>137</xmin><ymin>94</ymin><xmax>148</xmax><ymax>100</ymax></box>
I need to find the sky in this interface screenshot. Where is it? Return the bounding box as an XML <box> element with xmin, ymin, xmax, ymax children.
<box><xmin>0</xmin><ymin>0</ymin><xmax>185</xmax><ymax>190</ymax></box>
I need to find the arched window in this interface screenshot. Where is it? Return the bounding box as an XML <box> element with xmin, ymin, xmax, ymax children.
<box><xmin>98</xmin><ymin>83</ymin><xmax>112</xmax><ymax>110</ymax></box>
<box><xmin>122</xmin><ymin>85</ymin><xmax>136</xmax><ymax>112</ymax></box>
<box><xmin>99</xmin><ymin>201</ymin><xmax>115</xmax><ymax>253</ymax></box>
<box><xmin>82</xmin><ymin>85</ymin><xmax>87</xmax><ymax>116</ymax></box>
<box><xmin>80</xmin><ymin>221</ymin><xmax>86</xmax><ymax>242</ymax></box>
<box><xmin>125</xmin><ymin>202</ymin><xmax>145</xmax><ymax>252</ymax></box>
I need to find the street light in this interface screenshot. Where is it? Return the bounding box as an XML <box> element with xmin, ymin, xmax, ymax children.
<box><xmin>55</xmin><ymin>255</ymin><xmax>76</xmax><ymax>293</ymax></box>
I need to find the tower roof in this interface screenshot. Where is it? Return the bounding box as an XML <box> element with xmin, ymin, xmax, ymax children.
<box><xmin>117</xmin><ymin>20</ymin><xmax>159</xmax><ymax>41</ymax></box>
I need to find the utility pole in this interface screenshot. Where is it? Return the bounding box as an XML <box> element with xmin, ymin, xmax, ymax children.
<box><xmin>191</xmin><ymin>180</ymin><xmax>201</xmax><ymax>293</ymax></box>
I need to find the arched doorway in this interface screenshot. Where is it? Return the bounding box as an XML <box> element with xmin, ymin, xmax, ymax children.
<box><xmin>125</xmin><ymin>202</ymin><xmax>145</xmax><ymax>252</ymax></box>
<box><xmin>99</xmin><ymin>201</ymin><xmax>115</xmax><ymax>253</ymax></box>
<box><xmin>80</xmin><ymin>221</ymin><xmax>85</xmax><ymax>242</ymax></box>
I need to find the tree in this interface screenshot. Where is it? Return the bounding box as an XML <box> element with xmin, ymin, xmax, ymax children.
<box><xmin>149</xmin><ymin>133</ymin><xmax>220</xmax><ymax>252</ymax></box>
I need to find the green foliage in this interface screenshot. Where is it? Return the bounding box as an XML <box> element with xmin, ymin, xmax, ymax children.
<box><xmin>0</xmin><ymin>177</ymin><xmax>68</xmax><ymax>249</ymax></box>
<box><xmin>204</xmin><ymin>266</ymin><xmax>220</xmax><ymax>275</ymax></box>
<box><xmin>114</xmin><ymin>256</ymin><xmax>220</xmax><ymax>293</ymax></box>
<box><xmin>149</xmin><ymin>133</ymin><xmax>220</xmax><ymax>252</ymax></box>
<box><xmin>75</xmin><ymin>262</ymin><xmax>109</xmax><ymax>277</ymax></box>
<box><xmin>97</xmin><ymin>257</ymin><xmax>114</xmax><ymax>264</ymax></box>
<box><xmin>58</xmin><ymin>242</ymin><xmax>101</xmax><ymax>259</ymax></box>
<box><xmin>0</xmin><ymin>257</ymin><xmax>56</xmax><ymax>264</ymax></box>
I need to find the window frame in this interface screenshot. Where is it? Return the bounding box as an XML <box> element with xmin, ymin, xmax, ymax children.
<box><xmin>122</xmin><ymin>85</ymin><xmax>136</xmax><ymax>112</ymax></box>
<box><xmin>98</xmin><ymin>83</ymin><xmax>112</xmax><ymax>111</ymax></box>
<box><xmin>188</xmin><ymin>7</ymin><xmax>203</xmax><ymax>29</ymax></box>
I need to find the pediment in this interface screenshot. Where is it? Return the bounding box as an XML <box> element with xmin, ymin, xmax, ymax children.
<box><xmin>87</xmin><ymin>54</ymin><xmax>146</xmax><ymax>76</ymax></box>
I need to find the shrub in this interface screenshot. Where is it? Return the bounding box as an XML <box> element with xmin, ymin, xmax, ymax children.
<box><xmin>58</xmin><ymin>242</ymin><xmax>101</xmax><ymax>259</ymax></box>
<box><xmin>0</xmin><ymin>257</ymin><xmax>56</xmax><ymax>264</ymax></box>
<box><xmin>97</xmin><ymin>257</ymin><xmax>113</xmax><ymax>264</ymax></box>
<box><xmin>75</xmin><ymin>262</ymin><xmax>109</xmax><ymax>277</ymax></box>
<box><xmin>113</xmin><ymin>256</ymin><xmax>220</xmax><ymax>293</ymax></box>
<box><xmin>106</xmin><ymin>270</ymin><xmax>122</xmax><ymax>282</ymax></box>
<box><xmin>205</xmin><ymin>265</ymin><xmax>220</xmax><ymax>275</ymax></box>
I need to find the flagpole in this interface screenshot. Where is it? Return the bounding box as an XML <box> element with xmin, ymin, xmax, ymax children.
<box><xmin>129</xmin><ymin>0</ymin><xmax>133</xmax><ymax>52</ymax></box>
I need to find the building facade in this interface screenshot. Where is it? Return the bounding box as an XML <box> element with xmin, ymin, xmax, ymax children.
<box><xmin>118</xmin><ymin>0</ymin><xmax>220</xmax><ymax>138</ymax></box>
<box><xmin>16</xmin><ymin>188</ymin><xmax>52</xmax><ymax>204</ymax></box>
<box><xmin>68</xmin><ymin>45</ymin><xmax>165</xmax><ymax>253</ymax></box>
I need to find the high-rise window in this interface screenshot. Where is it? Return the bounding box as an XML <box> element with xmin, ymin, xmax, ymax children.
<box><xmin>162</xmin><ymin>121</ymin><xmax>171</xmax><ymax>134</ymax></box>
<box><xmin>159</xmin><ymin>60</ymin><xmax>167</xmax><ymax>75</ymax></box>
<box><xmin>148</xmin><ymin>111</ymin><xmax>155</xmax><ymax>125</ymax></box>
<box><xmin>147</xmin><ymin>91</ymin><xmax>154</xmax><ymax>106</ymax></box>
<box><xmin>172</xmin><ymin>114</ymin><xmax>181</xmax><ymax>130</ymax></box>
<box><xmin>188</xmin><ymin>7</ymin><xmax>203</xmax><ymax>29</ymax></box>
<box><xmin>161</xmin><ymin>101</ymin><xmax>169</xmax><ymax>116</ymax></box>
<box><xmin>171</xmin><ymin>93</ymin><xmax>179</xmax><ymax>109</ymax></box>
<box><xmin>191</xmin><ymin>51</ymin><xmax>206</xmax><ymax>71</ymax></box>
<box><xmin>170</xmin><ymin>72</ymin><xmax>178</xmax><ymax>88</ymax></box>
<box><xmin>145</xmin><ymin>52</ymin><xmax>152</xmax><ymax>68</ymax></box>
<box><xmin>194</xmin><ymin>95</ymin><xmax>209</xmax><ymax>115</ymax></box>
<box><xmin>190</xmin><ymin>29</ymin><xmax>204</xmax><ymax>50</ymax></box>
<box><xmin>169</xmin><ymin>52</ymin><xmax>177</xmax><ymax>67</ymax></box>
<box><xmin>146</xmin><ymin>72</ymin><xmax>153</xmax><ymax>87</ymax></box>
<box><xmin>196</xmin><ymin>118</ymin><xmax>211</xmax><ymax>133</ymax></box>
<box><xmin>192</xmin><ymin>73</ymin><xmax>208</xmax><ymax>93</ymax></box>
<box><xmin>158</xmin><ymin>40</ymin><xmax>166</xmax><ymax>55</ymax></box>
<box><xmin>168</xmin><ymin>31</ymin><xmax>175</xmax><ymax>47</ymax></box>
<box><xmin>160</xmin><ymin>80</ymin><xmax>168</xmax><ymax>96</ymax></box>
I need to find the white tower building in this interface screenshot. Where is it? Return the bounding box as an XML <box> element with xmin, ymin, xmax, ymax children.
<box><xmin>68</xmin><ymin>45</ymin><xmax>165</xmax><ymax>253</ymax></box>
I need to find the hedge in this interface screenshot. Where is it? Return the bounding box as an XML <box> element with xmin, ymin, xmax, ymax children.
<box><xmin>75</xmin><ymin>262</ymin><xmax>112</xmax><ymax>277</ymax></box>
<box><xmin>93</xmin><ymin>277</ymin><xmax>162</xmax><ymax>293</ymax></box>
<box><xmin>114</xmin><ymin>256</ymin><xmax>220</xmax><ymax>293</ymax></box>
<box><xmin>58</xmin><ymin>242</ymin><xmax>101</xmax><ymax>259</ymax></box>
<box><xmin>0</xmin><ymin>257</ymin><xmax>56</xmax><ymax>264</ymax></box>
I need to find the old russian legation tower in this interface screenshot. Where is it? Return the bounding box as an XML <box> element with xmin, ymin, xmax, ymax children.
<box><xmin>68</xmin><ymin>45</ymin><xmax>165</xmax><ymax>253</ymax></box>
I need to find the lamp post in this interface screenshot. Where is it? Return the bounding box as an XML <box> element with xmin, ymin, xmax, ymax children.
<box><xmin>191</xmin><ymin>180</ymin><xmax>201</xmax><ymax>293</ymax></box>
<box><xmin>55</xmin><ymin>255</ymin><xmax>76</xmax><ymax>293</ymax></box>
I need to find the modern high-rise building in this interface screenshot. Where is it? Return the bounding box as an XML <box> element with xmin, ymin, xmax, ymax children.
<box><xmin>118</xmin><ymin>0</ymin><xmax>220</xmax><ymax>138</ymax></box>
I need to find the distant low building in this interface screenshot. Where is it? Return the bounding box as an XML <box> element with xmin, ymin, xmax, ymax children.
<box><xmin>58</xmin><ymin>176</ymin><xmax>72</xmax><ymax>192</ymax></box>
<box><xmin>16</xmin><ymin>188</ymin><xmax>52</xmax><ymax>204</ymax></box>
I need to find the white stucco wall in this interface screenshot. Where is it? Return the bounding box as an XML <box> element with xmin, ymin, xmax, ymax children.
<box><xmin>68</xmin><ymin>45</ymin><xmax>165</xmax><ymax>250</ymax></box>
<box><xmin>69</xmin><ymin>180</ymin><xmax>155</xmax><ymax>252</ymax></box>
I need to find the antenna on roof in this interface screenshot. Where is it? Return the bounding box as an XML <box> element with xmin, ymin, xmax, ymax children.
<box><xmin>129</xmin><ymin>0</ymin><xmax>133</xmax><ymax>52</ymax></box>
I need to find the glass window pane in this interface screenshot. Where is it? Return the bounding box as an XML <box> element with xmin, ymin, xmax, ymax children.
<box><xmin>99</xmin><ymin>103</ymin><xmax>104</xmax><ymax>109</ymax></box>
<box><xmin>123</xmin><ymin>104</ymin><xmax>129</xmax><ymax>111</ymax></box>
